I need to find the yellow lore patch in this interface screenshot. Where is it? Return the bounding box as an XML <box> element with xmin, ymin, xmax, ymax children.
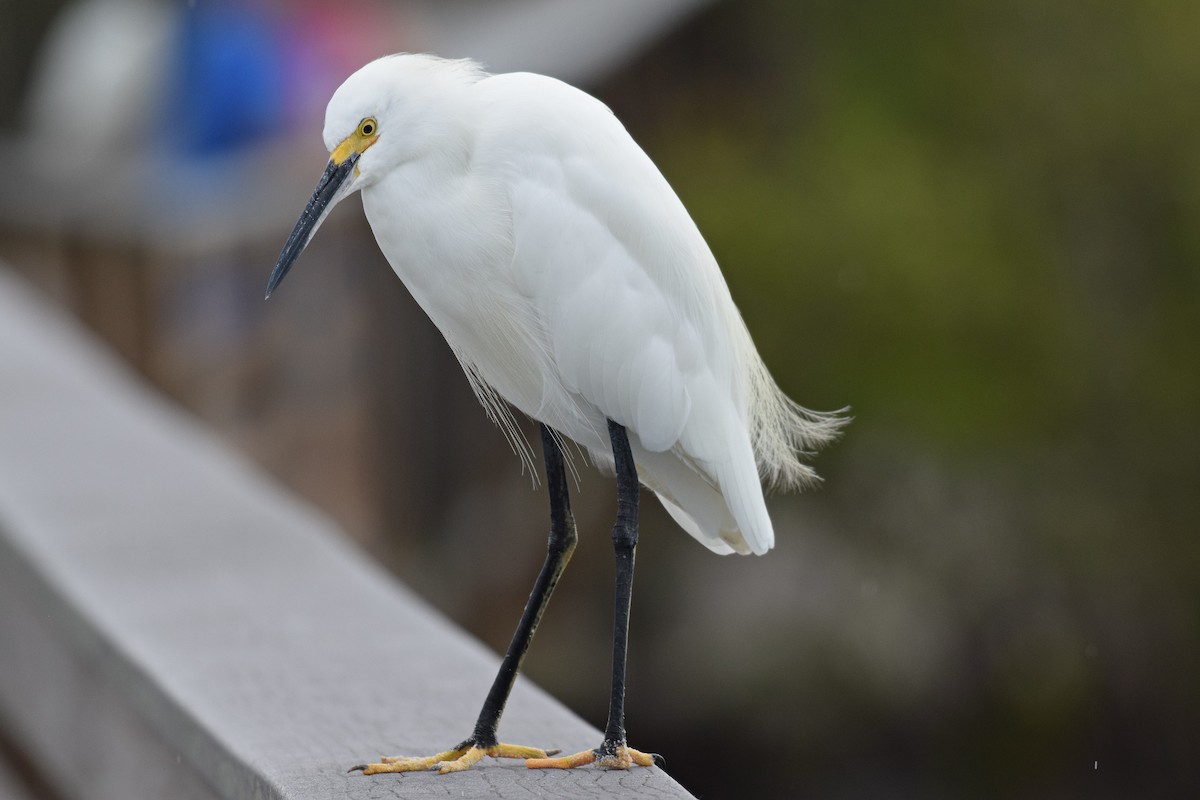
<box><xmin>331</xmin><ymin>117</ymin><xmax>380</xmax><ymax>171</ymax></box>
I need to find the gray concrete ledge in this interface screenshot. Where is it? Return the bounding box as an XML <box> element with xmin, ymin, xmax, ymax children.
<box><xmin>0</xmin><ymin>267</ymin><xmax>692</xmax><ymax>800</ymax></box>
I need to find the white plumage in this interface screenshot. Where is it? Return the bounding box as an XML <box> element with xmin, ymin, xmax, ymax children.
<box><xmin>293</xmin><ymin>54</ymin><xmax>844</xmax><ymax>556</ymax></box>
<box><xmin>268</xmin><ymin>51</ymin><xmax>849</xmax><ymax>776</ymax></box>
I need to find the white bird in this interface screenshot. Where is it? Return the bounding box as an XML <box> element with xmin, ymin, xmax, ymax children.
<box><xmin>267</xmin><ymin>53</ymin><xmax>845</xmax><ymax>775</ymax></box>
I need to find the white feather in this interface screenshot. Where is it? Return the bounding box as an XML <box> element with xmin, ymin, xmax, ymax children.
<box><xmin>327</xmin><ymin>54</ymin><xmax>846</xmax><ymax>556</ymax></box>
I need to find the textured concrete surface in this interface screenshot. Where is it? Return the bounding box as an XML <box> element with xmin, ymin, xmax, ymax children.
<box><xmin>0</xmin><ymin>267</ymin><xmax>693</xmax><ymax>800</ymax></box>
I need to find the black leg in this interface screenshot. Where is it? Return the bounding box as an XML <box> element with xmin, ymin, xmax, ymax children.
<box><xmin>355</xmin><ymin>421</ymin><xmax>655</xmax><ymax>776</ymax></box>
<box><xmin>521</xmin><ymin>421</ymin><xmax>656</xmax><ymax>770</ymax></box>
<box><xmin>352</xmin><ymin>425</ymin><xmax>577</xmax><ymax>775</ymax></box>
<box><xmin>471</xmin><ymin>424</ymin><xmax>577</xmax><ymax>748</ymax></box>
<box><xmin>600</xmin><ymin>419</ymin><xmax>639</xmax><ymax>758</ymax></box>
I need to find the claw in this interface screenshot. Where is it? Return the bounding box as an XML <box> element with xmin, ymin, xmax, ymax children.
<box><xmin>356</xmin><ymin>740</ymin><xmax>559</xmax><ymax>775</ymax></box>
<box><xmin>526</xmin><ymin>743</ymin><xmax>657</xmax><ymax>770</ymax></box>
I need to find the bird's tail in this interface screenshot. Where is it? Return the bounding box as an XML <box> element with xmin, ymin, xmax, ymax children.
<box><xmin>741</xmin><ymin>326</ymin><xmax>849</xmax><ymax>491</ymax></box>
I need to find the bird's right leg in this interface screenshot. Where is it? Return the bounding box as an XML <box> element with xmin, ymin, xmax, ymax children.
<box><xmin>353</xmin><ymin>424</ymin><xmax>576</xmax><ymax>775</ymax></box>
<box><xmin>525</xmin><ymin>420</ymin><xmax>658</xmax><ymax>771</ymax></box>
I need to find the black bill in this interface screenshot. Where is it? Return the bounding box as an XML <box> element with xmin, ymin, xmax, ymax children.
<box><xmin>265</xmin><ymin>152</ymin><xmax>360</xmax><ymax>299</ymax></box>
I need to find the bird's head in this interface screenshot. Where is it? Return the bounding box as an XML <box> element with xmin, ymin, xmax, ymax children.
<box><xmin>265</xmin><ymin>54</ymin><xmax>486</xmax><ymax>299</ymax></box>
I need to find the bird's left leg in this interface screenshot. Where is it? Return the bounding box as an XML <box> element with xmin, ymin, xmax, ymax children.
<box><xmin>354</xmin><ymin>424</ymin><xmax>574</xmax><ymax>775</ymax></box>
<box><xmin>526</xmin><ymin>420</ymin><xmax>660</xmax><ymax>771</ymax></box>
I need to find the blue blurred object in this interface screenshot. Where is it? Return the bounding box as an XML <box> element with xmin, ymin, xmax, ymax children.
<box><xmin>167</xmin><ymin>3</ymin><xmax>284</xmax><ymax>158</ymax></box>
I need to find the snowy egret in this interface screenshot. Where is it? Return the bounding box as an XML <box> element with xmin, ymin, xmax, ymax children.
<box><xmin>267</xmin><ymin>53</ymin><xmax>845</xmax><ymax>774</ymax></box>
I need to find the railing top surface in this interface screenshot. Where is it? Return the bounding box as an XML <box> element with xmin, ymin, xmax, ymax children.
<box><xmin>0</xmin><ymin>266</ymin><xmax>693</xmax><ymax>800</ymax></box>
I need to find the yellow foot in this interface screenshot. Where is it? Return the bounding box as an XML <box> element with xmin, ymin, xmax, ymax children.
<box><xmin>353</xmin><ymin>742</ymin><xmax>558</xmax><ymax>775</ymax></box>
<box><xmin>526</xmin><ymin>744</ymin><xmax>659</xmax><ymax>770</ymax></box>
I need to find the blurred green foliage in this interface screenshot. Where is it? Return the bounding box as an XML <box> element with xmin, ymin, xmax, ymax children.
<box><xmin>627</xmin><ymin>0</ymin><xmax>1199</xmax><ymax>456</ymax></box>
<box><xmin>598</xmin><ymin>1</ymin><xmax>1200</xmax><ymax>796</ymax></box>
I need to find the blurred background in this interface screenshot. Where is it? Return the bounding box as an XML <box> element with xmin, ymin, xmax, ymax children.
<box><xmin>2</xmin><ymin>0</ymin><xmax>1199</xmax><ymax>797</ymax></box>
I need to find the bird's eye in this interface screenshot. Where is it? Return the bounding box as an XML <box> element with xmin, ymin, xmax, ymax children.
<box><xmin>358</xmin><ymin>118</ymin><xmax>377</xmax><ymax>137</ymax></box>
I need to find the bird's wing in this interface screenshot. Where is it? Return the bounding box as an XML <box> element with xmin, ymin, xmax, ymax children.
<box><xmin>474</xmin><ymin>73</ymin><xmax>778</xmax><ymax>555</ymax></box>
<box><xmin>510</xmin><ymin>170</ymin><xmax>696</xmax><ymax>452</ymax></box>
<box><xmin>477</xmin><ymin>73</ymin><xmax>741</xmax><ymax>452</ymax></box>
